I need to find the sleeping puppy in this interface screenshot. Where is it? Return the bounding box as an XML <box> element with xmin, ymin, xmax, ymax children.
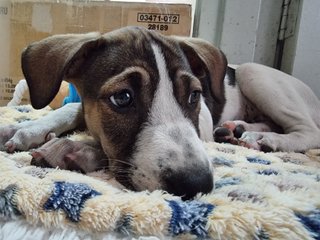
<box><xmin>1</xmin><ymin>26</ymin><xmax>320</xmax><ymax>199</ymax></box>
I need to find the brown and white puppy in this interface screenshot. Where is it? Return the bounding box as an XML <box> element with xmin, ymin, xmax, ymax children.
<box><xmin>1</xmin><ymin>26</ymin><xmax>320</xmax><ymax>199</ymax></box>
<box><xmin>1</xmin><ymin>27</ymin><xmax>224</xmax><ymax>199</ymax></box>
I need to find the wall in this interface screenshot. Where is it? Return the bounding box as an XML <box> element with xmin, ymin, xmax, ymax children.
<box><xmin>196</xmin><ymin>0</ymin><xmax>282</xmax><ymax>67</ymax></box>
<box><xmin>196</xmin><ymin>0</ymin><xmax>320</xmax><ymax>97</ymax></box>
<box><xmin>285</xmin><ymin>0</ymin><xmax>320</xmax><ymax>96</ymax></box>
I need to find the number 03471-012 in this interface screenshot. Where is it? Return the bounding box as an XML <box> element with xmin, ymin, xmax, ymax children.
<box><xmin>137</xmin><ymin>13</ymin><xmax>180</xmax><ymax>24</ymax></box>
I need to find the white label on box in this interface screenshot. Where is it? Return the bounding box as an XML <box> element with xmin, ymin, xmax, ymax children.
<box><xmin>32</xmin><ymin>4</ymin><xmax>53</xmax><ymax>33</ymax></box>
<box><xmin>127</xmin><ymin>7</ymin><xmax>191</xmax><ymax>36</ymax></box>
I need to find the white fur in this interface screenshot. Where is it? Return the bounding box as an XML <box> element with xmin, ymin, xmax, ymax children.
<box><xmin>148</xmin><ymin>44</ymin><xmax>186</xmax><ymax>125</ymax></box>
<box><xmin>199</xmin><ymin>96</ymin><xmax>213</xmax><ymax>142</ymax></box>
<box><xmin>218</xmin><ymin>77</ymin><xmax>244</xmax><ymax>126</ymax></box>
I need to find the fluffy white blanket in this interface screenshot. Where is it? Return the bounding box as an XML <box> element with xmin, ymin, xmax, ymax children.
<box><xmin>1</xmin><ymin>105</ymin><xmax>320</xmax><ymax>240</ymax></box>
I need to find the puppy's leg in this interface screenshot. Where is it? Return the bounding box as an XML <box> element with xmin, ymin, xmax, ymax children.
<box><xmin>235</xmin><ymin>63</ymin><xmax>320</xmax><ymax>152</ymax></box>
<box><xmin>0</xmin><ymin>103</ymin><xmax>83</xmax><ymax>152</ymax></box>
<box><xmin>31</xmin><ymin>137</ymin><xmax>107</xmax><ymax>173</ymax></box>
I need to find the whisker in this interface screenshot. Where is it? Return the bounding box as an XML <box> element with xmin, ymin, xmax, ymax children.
<box><xmin>93</xmin><ymin>157</ymin><xmax>152</xmax><ymax>191</ymax></box>
<box><xmin>102</xmin><ymin>158</ymin><xmax>137</xmax><ymax>168</ymax></box>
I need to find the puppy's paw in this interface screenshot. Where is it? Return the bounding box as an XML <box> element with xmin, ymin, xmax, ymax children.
<box><xmin>257</xmin><ymin>137</ymin><xmax>276</xmax><ymax>152</ymax></box>
<box><xmin>213</xmin><ymin>127</ymin><xmax>234</xmax><ymax>143</ymax></box>
<box><xmin>30</xmin><ymin>138</ymin><xmax>105</xmax><ymax>173</ymax></box>
<box><xmin>213</xmin><ymin>121</ymin><xmax>246</xmax><ymax>144</ymax></box>
<box><xmin>0</xmin><ymin>125</ymin><xmax>18</xmax><ymax>151</ymax></box>
<box><xmin>240</xmin><ymin>132</ymin><xmax>275</xmax><ymax>152</ymax></box>
<box><xmin>31</xmin><ymin>150</ymin><xmax>85</xmax><ymax>173</ymax></box>
<box><xmin>0</xmin><ymin>124</ymin><xmax>54</xmax><ymax>153</ymax></box>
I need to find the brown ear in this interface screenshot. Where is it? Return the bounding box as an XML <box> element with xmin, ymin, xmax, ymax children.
<box><xmin>174</xmin><ymin>37</ymin><xmax>227</xmax><ymax>104</ymax></box>
<box><xmin>21</xmin><ymin>32</ymin><xmax>103</xmax><ymax>109</ymax></box>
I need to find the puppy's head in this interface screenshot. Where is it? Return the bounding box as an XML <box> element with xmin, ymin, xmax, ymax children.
<box><xmin>22</xmin><ymin>26</ymin><xmax>227</xmax><ymax>199</ymax></box>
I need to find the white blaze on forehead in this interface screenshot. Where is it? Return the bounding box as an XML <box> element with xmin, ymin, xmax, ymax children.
<box><xmin>149</xmin><ymin>44</ymin><xmax>186</xmax><ymax>124</ymax></box>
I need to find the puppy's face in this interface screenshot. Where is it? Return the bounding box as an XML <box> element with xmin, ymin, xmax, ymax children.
<box><xmin>22</xmin><ymin>27</ymin><xmax>227</xmax><ymax>199</ymax></box>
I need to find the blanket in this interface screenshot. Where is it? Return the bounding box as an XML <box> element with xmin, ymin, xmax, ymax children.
<box><xmin>0</xmin><ymin>105</ymin><xmax>320</xmax><ymax>240</ymax></box>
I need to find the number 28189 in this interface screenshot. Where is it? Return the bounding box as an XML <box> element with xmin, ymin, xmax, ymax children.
<box><xmin>148</xmin><ymin>24</ymin><xmax>168</xmax><ymax>31</ymax></box>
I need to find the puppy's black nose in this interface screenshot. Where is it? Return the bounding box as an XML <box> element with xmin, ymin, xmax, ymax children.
<box><xmin>162</xmin><ymin>169</ymin><xmax>213</xmax><ymax>200</ymax></box>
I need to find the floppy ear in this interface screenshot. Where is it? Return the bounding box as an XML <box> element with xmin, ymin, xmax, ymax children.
<box><xmin>21</xmin><ymin>32</ymin><xmax>103</xmax><ymax>109</ymax></box>
<box><xmin>173</xmin><ymin>37</ymin><xmax>227</xmax><ymax>105</ymax></box>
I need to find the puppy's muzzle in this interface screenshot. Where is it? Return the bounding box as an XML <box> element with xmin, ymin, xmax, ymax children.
<box><xmin>130</xmin><ymin>122</ymin><xmax>214</xmax><ymax>200</ymax></box>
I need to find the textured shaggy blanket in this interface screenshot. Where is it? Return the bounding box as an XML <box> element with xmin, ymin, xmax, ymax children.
<box><xmin>0</xmin><ymin>105</ymin><xmax>320</xmax><ymax>240</ymax></box>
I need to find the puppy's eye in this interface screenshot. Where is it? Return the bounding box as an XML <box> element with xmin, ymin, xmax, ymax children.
<box><xmin>188</xmin><ymin>90</ymin><xmax>201</xmax><ymax>105</ymax></box>
<box><xmin>110</xmin><ymin>90</ymin><xmax>133</xmax><ymax>108</ymax></box>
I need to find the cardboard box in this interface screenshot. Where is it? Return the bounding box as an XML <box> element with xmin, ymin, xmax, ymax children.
<box><xmin>0</xmin><ymin>0</ymin><xmax>192</xmax><ymax>106</ymax></box>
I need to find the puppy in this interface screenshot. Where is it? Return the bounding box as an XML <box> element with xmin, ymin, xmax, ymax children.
<box><xmin>1</xmin><ymin>26</ymin><xmax>320</xmax><ymax>200</ymax></box>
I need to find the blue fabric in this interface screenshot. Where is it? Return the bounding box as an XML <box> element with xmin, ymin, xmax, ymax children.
<box><xmin>257</xmin><ymin>169</ymin><xmax>279</xmax><ymax>175</ymax></box>
<box><xmin>215</xmin><ymin>177</ymin><xmax>241</xmax><ymax>189</ymax></box>
<box><xmin>168</xmin><ymin>200</ymin><xmax>214</xmax><ymax>238</ymax></box>
<box><xmin>44</xmin><ymin>181</ymin><xmax>101</xmax><ymax>222</ymax></box>
<box><xmin>115</xmin><ymin>215</ymin><xmax>133</xmax><ymax>235</ymax></box>
<box><xmin>14</xmin><ymin>106</ymin><xmax>31</xmax><ymax>113</ymax></box>
<box><xmin>63</xmin><ymin>83</ymin><xmax>81</xmax><ymax>106</ymax></box>
<box><xmin>211</xmin><ymin>157</ymin><xmax>235</xmax><ymax>167</ymax></box>
<box><xmin>256</xmin><ymin>228</ymin><xmax>270</xmax><ymax>240</ymax></box>
<box><xmin>247</xmin><ymin>157</ymin><xmax>271</xmax><ymax>165</ymax></box>
<box><xmin>0</xmin><ymin>184</ymin><xmax>21</xmax><ymax>220</ymax></box>
<box><xmin>296</xmin><ymin>210</ymin><xmax>320</xmax><ymax>240</ymax></box>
